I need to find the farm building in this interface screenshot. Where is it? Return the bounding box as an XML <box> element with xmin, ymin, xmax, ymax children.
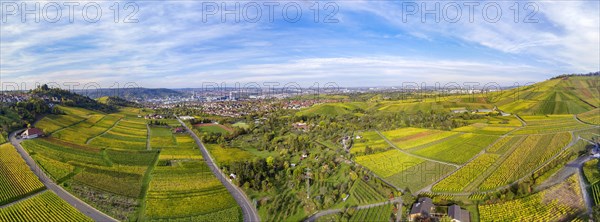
<box><xmin>448</xmin><ymin>204</ymin><xmax>470</xmax><ymax>222</ymax></box>
<box><xmin>173</xmin><ymin>127</ymin><xmax>186</xmax><ymax>133</ymax></box>
<box><xmin>409</xmin><ymin>197</ymin><xmax>434</xmax><ymax>221</ymax></box>
<box><xmin>21</xmin><ymin>128</ymin><xmax>44</xmax><ymax>139</ymax></box>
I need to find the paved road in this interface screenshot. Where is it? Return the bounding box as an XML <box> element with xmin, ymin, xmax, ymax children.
<box><xmin>304</xmin><ymin>197</ymin><xmax>402</xmax><ymax>222</ymax></box>
<box><xmin>176</xmin><ymin>117</ymin><xmax>260</xmax><ymax>222</ymax></box>
<box><xmin>9</xmin><ymin>130</ymin><xmax>118</xmax><ymax>222</ymax></box>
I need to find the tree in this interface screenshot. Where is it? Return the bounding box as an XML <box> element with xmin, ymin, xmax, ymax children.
<box><xmin>266</xmin><ymin>156</ymin><xmax>274</xmax><ymax>168</ymax></box>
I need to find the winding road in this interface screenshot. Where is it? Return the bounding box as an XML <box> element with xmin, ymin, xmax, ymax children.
<box><xmin>304</xmin><ymin>197</ymin><xmax>403</xmax><ymax>222</ymax></box>
<box><xmin>8</xmin><ymin>130</ymin><xmax>118</xmax><ymax>222</ymax></box>
<box><xmin>176</xmin><ymin>117</ymin><xmax>260</xmax><ymax>222</ymax></box>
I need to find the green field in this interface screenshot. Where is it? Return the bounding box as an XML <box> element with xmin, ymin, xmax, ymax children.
<box><xmin>196</xmin><ymin>124</ymin><xmax>231</xmax><ymax>134</ymax></box>
<box><xmin>205</xmin><ymin>143</ymin><xmax>254</xmax><ymax>166</ymax></box>
<box><xmin>0</xmin><ymin>143</ymin><xmax>45</xmax><ymax>205</ymax></box>
<box><xmin>0</xmin><ymin>191</ymin><xmax>93</xmax><ymax>222</ymax></box>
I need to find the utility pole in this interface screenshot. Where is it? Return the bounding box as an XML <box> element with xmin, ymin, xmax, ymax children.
<box><xmin>305</xmin><ymin>168</ymin><xmax>311</xmax><ymax>199</ymax></box>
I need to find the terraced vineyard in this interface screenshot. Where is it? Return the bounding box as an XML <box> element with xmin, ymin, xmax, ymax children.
<box><xmin>479</xmin><ymin>175</ymin><xmax>584</xmax><ymax>221</ymax></box>
<box><xmin>492</xmin><ymin>76</ymin><xmax>598</xmax><ymax>115</ymax></box>
<box><xmin>355</xmin><ymin>149</ymin><xmax>456</xmax><ymax>191</ymax></box>
<box><xmin>479</xmin><ymin>132</ymin><xmax>572</xmax><ymax>190</ymax></box>
<box><xmin>411</xmin><ymin>133</ymin><xmax>499</xmax><ymax>164</ymax></box>
<box><xmin>0</xmin><ymin>143</ymin><xmax>45</xmax><ymax>205</ymax></box>
<box><xmin>355</xmin><ymin>150</ymin><xmax>425</xmax><ymax>178</ymax></box>
<box><xmin>0</xmin><ymin>191</ymin><xmax>92</xmax><ymax>221</ymax></box>
<box><xmin>351</xmin><ymin>131</ymin><xmax>390</xmax><ymax>154</ymax></box>
<box><xmin>348</xmin><ymin>203</ymin><xmax>394</xmax><ymax>222</ymax></box>
<box><xmin>347</xmin><ymin>180</ymin><xmax>387</xmax><ymax>205</ymax></box>
<box><xmin>591</xmin><ymin>182</ymin><xmax>600</xmax><ymax>205</ymax></box>
<box><xmin>382</xmin><ymin>129</ymin><xmax>458</xmax><ymax>149</ymax></box>
<box><xmin>486</xmin><ymin>136</ymin><xmax>525</xmax><ymax>154</ymax></box>
<box><xmin>144</xmin><ymin>127</ymin><xmax>242</xmax><ymax>221</ymax></box>
<box><xmin>513</xmin><ymin>115</ymin><xmax>590</xmax><ymax>134</ymax></box>
<box><xmin>21</xmin><ymin>137</ymin><xmax>157</xmax><ymax>220</ymax></box>
<box><xmin>432</xmin><ymin>154</ymin><xmax>499</xmax><ymax>192</ymax></box>
<box><xmin>578</xmin><ymin>108</ymin><xmax>600</xmax><ymax>125</ymax></box>
<box><xmin>53</xmin><ymin>114</ymin><xmax>122</xmax><ymax>144</ymax></box>
<box><xmin>204</xmin><ymin>143</ymin><xmax>254</xmax><ymax>166</ymax></box>
<box><xmin>89</xmin><ymin>118</ymin><xmax>148</xmax><ymax>150</ymax></box>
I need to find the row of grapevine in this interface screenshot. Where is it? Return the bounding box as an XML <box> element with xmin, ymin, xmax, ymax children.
<box><xmin>591</xmin><ymin>181</ymin><xmax>600</xmax><ymax>205</ymax></box>
<box><xmin>349</xmin><ymin>203</ymin><xmax>393</xmax><ymax>222</ymax></box>
<box><xmin>479</xmin><ymin>132</ymin><xmax>570</xmax><ymax>190</ymax></box>
<box><xmin>432</xmin><ymin>154</ymin><xmax>499</xmax><ymax>192</ymax></box>
<box><xmin>0</xmin><ymin>191</ymin><xmax>92</xmax><ymax>221</ymax></box>
<box><xmin>350</xmin><ymin>180</ymin><xmax>386</xmax><ymax>204</ymax></box>
<box><xmin>479</xmin><ymin>175</ymin><xmax>583</xmax><ymax>221</ymax></box>
<box><xmin>0</xmin><ymin>143</ymin><xmax>45</xmax><ymax>205</ymax></box>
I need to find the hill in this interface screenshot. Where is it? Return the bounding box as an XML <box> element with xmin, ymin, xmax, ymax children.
<box><xmin>96</xmin><ymin>96</ymin><xmax>140</xmax><ymax>107</ymax></box>
<box><xmin>75</xmin><ymin>88</ymin><xmax>183</xmax><ymax>100</ymax></box>
<box><xmin>491</xmin><ymin>75</ymin><xmax>599</xmax><ymax>115</ymax></box>
<box><xmin>33</xmin><ymin>85</ymin><xmax>117</xmax><ymax>113</ymax></box>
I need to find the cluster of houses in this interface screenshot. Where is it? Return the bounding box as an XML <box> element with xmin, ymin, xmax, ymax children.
<box><xmin>409</xmin><ymin>197</ymin><xmax>470</xmax><ymax>222</ymax></box>
<box><xmin>144</xmin><ymin>114</ymin><xmax>165</xmax><ymax>119</ymax></box>
<box><xmin>0</xmin><ymin>93</ymin><xmax>30</xmax><ymax>104</ymax></box>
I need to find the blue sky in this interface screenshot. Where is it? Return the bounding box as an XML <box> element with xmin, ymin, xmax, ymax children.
<box><xmin>1</xmin><ymin>0</ymin><xmax>599</xmax><ymax>89</ymax></box>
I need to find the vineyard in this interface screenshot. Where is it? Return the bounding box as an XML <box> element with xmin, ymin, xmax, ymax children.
<box><xmin>479</xmin><ymin>175</ymin><xmax>584</xmax><ymax>221</ymax></box>
<box><xmin>486</xmin><ymin>136</ymin><xmax>525</xmax><ymax>154</ymax></box>
<box><xmin>355</xmin><ymin>150</ymin><xmax>425</xmax><ymax>178</ymax></box>
<box><xmin>0</xmin><ymin>143</ymin><xmax>45</xmax><ymax>205</ymax></box>
<box><xmin>513</xmin><ymin>115</ymin><xmax>590</xmax><ymax>134</ymax></box>
<box><xmin>382</xmin><ymin>129</ymin><xmax>458</xmax><ymax>149</ymax></box>
<box><xmin>432</xmin><ymin>154</ymin><xmax>499</xmax><ymax>192</ymax></box>
<box><xmin>52</xmin><ymin>114</ymin><xmax>122</xmax><ymax>144</ymax></box>
<box><xmin>144</xmin><ymin>127</ymin><xmax>242</xmax><ymax>221</ymax></box>
<box><xmin>205</xmin><ymin>143</ymin><xmax>254</xmax><ymax>166</ymax></box>
<box><xmin>347</xmin><ymin>180</ymin><xmax>387</xmax><ymax>205</ymax></box>
<box><xmin>89</xmin><ymin>118</ymin><xmax>148</xmax><ymax>150</ymax></box>
<box><xmin>351</xmin><ymin>131</ymin><xmax>391</xmax><ymax>154</ymax></box>
<box><xmin>0</xmin><ymin>191</ymin><xmax>92</xmax><ymax>221</ymax></box>
<box><xmin>479</xmin><ymin>132</ymin><xmax>571</xmax><ymax>190</ymax></box>
<box><xmin>19</xmin><ymin>109</ymin><xmax>165</xmax><ymax>221</ymax></box>
<box><xmin>493</xmin><ymin>77</ymin><xmax>598</xmax><ymax>115</ymax></box>
<box><xmin>583</xmin><ymin>159</ymin><xmax>600</xmax><ymax>184</ymax></box>
<box><xmin>411</xmin><ymin>133</ymin><xmax>499</xmax><ymax>164</ymax></box>
<box><xmin>577</xmin><ymin>108</ymin><xmax>600</xmax><ymax>125</ymax></box>
<box><xmin>348</xmin><ymin>203</ymin><xmax>394</xmax><ymax>222</ymax></box>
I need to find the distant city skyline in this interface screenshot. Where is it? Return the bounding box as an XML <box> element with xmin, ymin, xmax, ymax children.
<box><xmin>1</xmin><ymin>1</ymin><xmax>599</xmax><ymax>88</ymax></box>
